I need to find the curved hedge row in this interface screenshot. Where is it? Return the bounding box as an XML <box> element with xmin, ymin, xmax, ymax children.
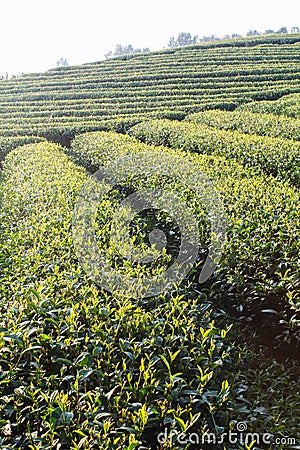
<box><xmin>129</xmin><ymin>119</ymin><xmax>300</xmax><ymax>186</ymax></box>
<box><xmin>0</xmin><ymin>135</ymin><xmax>46</xmax><ymax>161</ymax></box>
<box><xmin>72</xmin><ymin>131</ymin><xmax>300</xmax><ymax>340</ymax></box>
<box><xmin>71</xmin><ymin>130</ymin><xmax>156</xmax><ymax>169</ymax></box>
<box><xmin>186</xmin><ymin>109</ymin><xmax>300</xmax><ymax>141</ymax></box>
<box><xmin>238</xmin><ymin>92</ymin><xmax>300</xmax><ymax>117</ymax></box>
<box><xmin>0</xmin><ymin>142</ymin><xmax>233</xmax><ymax>449</ymax></box>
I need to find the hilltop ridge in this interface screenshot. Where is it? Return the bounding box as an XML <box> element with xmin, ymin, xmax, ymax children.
<box><xmin>0</xmin><ymin>32</ymin><xmax>300</xmax><ymax>150</ymax></box>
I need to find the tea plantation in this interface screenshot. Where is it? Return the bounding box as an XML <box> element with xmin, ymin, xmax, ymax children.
<box><xmin>0</xmin><ymin>34</ymin><xmax>299</xmax><ymax>449</ymax></box>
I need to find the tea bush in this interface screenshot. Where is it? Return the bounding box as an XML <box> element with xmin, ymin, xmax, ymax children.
<box><xmin>72</xmin><ymin>131</ymin><xmax>300</xmax><ymax>347</ymax></box>
<box><xmin>186</xmin><ymin>109</ymin><xmax>300</xmax><ymax>141</ymax></box>
<box><xmin>129</xmin><ymin>119</ymin><xmax>300</xmax><ymax>186</ymax></box>
<box><xmin>237</xmin><ymin>92</ymin><xmax>300</xmax><ymax>117</ymax></box>
<box><xmin>0</xmin><ymin>142</ymin><xmax>233</xmax><ymax>449</ymax></box>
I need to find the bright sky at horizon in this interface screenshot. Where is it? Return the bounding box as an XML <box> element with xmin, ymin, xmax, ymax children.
<box><xmin>1</xmin><ymin>0</ymin><xmax>300</xmax><ymax>75</ymax></box>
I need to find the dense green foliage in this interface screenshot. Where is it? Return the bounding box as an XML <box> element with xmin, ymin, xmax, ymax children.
<box><xmin>0</xmin><ymin>135</ymin><xmax>46</xmax><ymax>162</ymax></box>
<box><xmin>129</xmin><ymin>119</ymin><xmax>300</xmax><ymax>186</ymax></box>
<box><xmin>0</xmin><ymin>142</ymin><xmax>235</xmax><ymax>449</ymax></box>
<box><xmin>71</xmin><ymin>131</ymin><xmax>153</xmax><ymax>169</ymax></box>
<box><xmin>233</xmin><ymin>347</ymin><xmax>300</xmax><ymax>441</ymax></box>
<box><xmin>1</xmin><ymin>134</ymin><xmax>298</xmax><ymax>448</ymax></box>
<box><xmin>237</xmin><ymin>92</ymin><xmax>300</xmax><ymax>117</ymax></box>
<box><xmin>72</xmin><ymin>131</ymin><xmax>300</xmax><ymax>340</ymax></box>
<box><xmin>186</xmin><ymin>109</ymin><xmax>300</xmax><ymax>141</ymax></box>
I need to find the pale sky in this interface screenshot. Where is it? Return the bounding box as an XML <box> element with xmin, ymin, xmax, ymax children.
<box><xmin>1</xmin><ymin>0</ymin><xmax>300</xmax><ymax>75</ymax></box>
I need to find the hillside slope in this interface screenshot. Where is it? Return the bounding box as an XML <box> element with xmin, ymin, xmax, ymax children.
<box><xmin>0</xmin><ymin>34</ymin><xmax>300</xmax><ymax>149</ymax></box>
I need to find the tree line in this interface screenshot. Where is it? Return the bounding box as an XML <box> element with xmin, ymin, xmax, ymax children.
<box><xmin>168</xmin><ymin>27</ymin><xmax>299</xmax><ymax>47</ymax></box>
<box><xmin>104</xmin><ymin>26</ymin><xmax>300</xmax><ymax>58</ymax></box>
